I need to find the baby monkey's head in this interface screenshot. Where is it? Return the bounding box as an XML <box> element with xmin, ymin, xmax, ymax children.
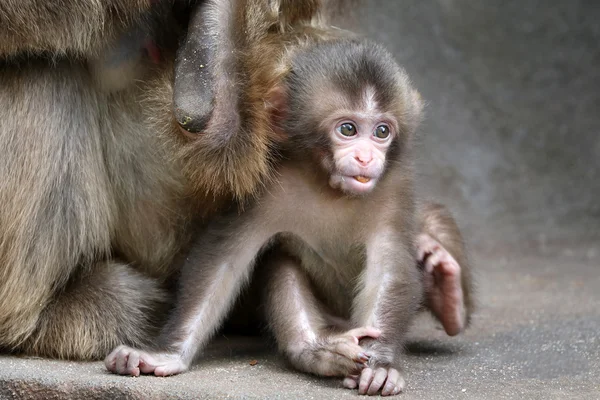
<box><xmin>280</xmin><ymin>39</ymin><xmax>423</xmax><ymax>196</ymax></box>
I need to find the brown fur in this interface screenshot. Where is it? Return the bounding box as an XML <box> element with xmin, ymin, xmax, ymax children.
<box><xmin>0</xmin><ymin>52</ymin><xmax>188</xmax><ymax>359</ymax></box>
<box><xmin>163</xmin><ymin>0</ymin><xmax>354</xmax><ymax>201</ymax></box>
<box><xmin>0</xmin><ymin>1</ymin><xmax>155</xmax><ymax>58</ymax></box>
<box><xmin>0</xmin><ymin>0</ymin><xmax>349</xmax><ymax>361</ymax></box>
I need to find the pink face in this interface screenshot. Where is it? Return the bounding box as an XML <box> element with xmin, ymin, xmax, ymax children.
<box><xmin>325</xmin><ymin>112</ymin><xmax>397</xmax><ymax>196</ymax></box>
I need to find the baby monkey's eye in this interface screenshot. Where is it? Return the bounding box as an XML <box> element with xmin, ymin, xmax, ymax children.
<box><xmin>338</xmin><ymin>123</ymin><xmax>357</xmax><ymax>137</ymax></box>
<box><xmin>374</xmin><ymin>125</ymin><xmax>390</xmax><ymax>139</ymax></box>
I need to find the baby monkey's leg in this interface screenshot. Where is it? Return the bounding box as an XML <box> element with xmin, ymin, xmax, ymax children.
<box><xmin>262</xmin><ymin>251</ymin><xmax>380</xmax><ymax>378</ymax></box>
<box><xmin>417</xmin><ymin>202</ymin><xmax>474</xmax><ymax>336</ymax></box>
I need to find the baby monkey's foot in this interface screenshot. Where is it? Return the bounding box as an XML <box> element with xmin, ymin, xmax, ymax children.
<box><xmin>417</xmin><ymin>233</ymin><xmax>466</xmax><ymax>336</ymax></box>
<box><xmin>104</xmin><ymin>345</ymin><xmax>188</xmax><ymax>377</ymax></box>
<box><xmin>343</xmin><ymin>366</ymin><xmax>405</xmax><ymax>396</ymax></box>
<box><xmin>290</xmin><ymin>326</ymin><xmax>380</xmax><ymax>377</ymax></box>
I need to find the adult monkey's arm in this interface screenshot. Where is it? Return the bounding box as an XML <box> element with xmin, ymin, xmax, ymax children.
<box><xmin>172</xmin><ymin>0</ymin><xmax>362</xmax><ymax>134</ymax></box>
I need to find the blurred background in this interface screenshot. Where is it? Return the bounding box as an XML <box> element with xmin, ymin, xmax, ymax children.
<box><xmin>355</xmin><ymin>0</ymin><xmax>599</xmax><ymax>255</ymax></box>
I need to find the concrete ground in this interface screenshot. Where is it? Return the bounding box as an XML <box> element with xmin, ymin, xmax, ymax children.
<box><xmin>2</xmin><ymin>249</ymin><xmax>599</xmax><ymax>399</ymax></box>
<box><xmin>1</xmin><ymin>1</ymin><xmax>599</xmax><ymax>399</ymax></box>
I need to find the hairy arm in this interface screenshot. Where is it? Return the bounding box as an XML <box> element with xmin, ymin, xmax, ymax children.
<box><xmin>171</xmin><ymin>0</ymin><xmax>328</xmax><ymax>200</ymax></box>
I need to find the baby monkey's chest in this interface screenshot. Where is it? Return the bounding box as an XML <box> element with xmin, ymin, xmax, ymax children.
<box><xmin>278</xmin><ymin>231</ymin><xmax>365</xmax><ymax>298</ymax></box>
<box><xmin>267</xmin><ymin>169</ymin><xmax>372</xmax><ymax>303</ymax></box>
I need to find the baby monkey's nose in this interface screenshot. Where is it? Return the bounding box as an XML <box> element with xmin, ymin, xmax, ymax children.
<box><xmin>355</xmin><ymin>150</ymin><xmax>373</xmax><ymax>166</ymax></box>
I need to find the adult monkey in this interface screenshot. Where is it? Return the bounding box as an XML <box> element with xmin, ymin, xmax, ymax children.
<box><xmin>0</xmin><ymin>0</ymin><xmax>366</xmax><ymax>361</ymax></box>
<box><xmin>0</xmin><ymin>0</ymin><xmax>278</xmax><ymax>361</ymax></box>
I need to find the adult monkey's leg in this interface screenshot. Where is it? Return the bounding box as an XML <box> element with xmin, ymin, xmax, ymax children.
<box><xmin>0</xmin><ymin>63</ymin><xmax>170</xmax><ymax>360</ymax></box>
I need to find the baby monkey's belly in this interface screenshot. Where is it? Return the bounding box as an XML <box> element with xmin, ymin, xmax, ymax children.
<box><xmin>277</xmin><ymin>233</ymin><xmax>365</xmax><ymax>319</ymax></box>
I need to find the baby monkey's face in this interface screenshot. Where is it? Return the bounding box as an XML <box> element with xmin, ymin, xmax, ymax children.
<box><xmin>323</xmin><ymin>106</ymin><xmax>398</xmax><ymax>196</ymax></box>
<box><xmin>283</xmin><ymin>40</ymin><xmax>419</xmax><ymax>197</ymax></box>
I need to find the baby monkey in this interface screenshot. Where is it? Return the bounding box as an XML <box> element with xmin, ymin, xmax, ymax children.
<box><xmin>106</xmin><ymin>39</ymin><xmax>470</xmax><ymax>396</ymax></box>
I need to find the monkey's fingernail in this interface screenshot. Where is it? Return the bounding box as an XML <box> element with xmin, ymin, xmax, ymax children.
<box><xmin>357</xmin><ymin>352</ymin><xmax>370</xmax><ymax>361</ymax></box>
<box><xmin>425</xmin><ymin>262</ymin><xmax>435</xmax><ymax>274</ymax></box>
<box><xmin>355</xmin><ymin>362</ymin><xmax>367</xmax><ymax>370</ymax></box>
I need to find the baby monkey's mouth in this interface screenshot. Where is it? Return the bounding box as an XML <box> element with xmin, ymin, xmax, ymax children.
<box><xmin>354</xmin><ymin>176</ymin><xmax>371</xmax><ymax>183</ymax></box>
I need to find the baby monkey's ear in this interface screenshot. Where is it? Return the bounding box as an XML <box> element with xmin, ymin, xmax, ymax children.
<box><xmin>403</xmin><ymin>88</ymin><xmax>424</xmax><ymax>135</ymax></box>
<box><xmin>412</xmin><ymin>89</ymin><xmax>423</xmax><ymax>110</ymax></box>
<box><xmin>265</xmin><ymin>85</ymin><xmax>289</xmax><ymax>143</ymax></box>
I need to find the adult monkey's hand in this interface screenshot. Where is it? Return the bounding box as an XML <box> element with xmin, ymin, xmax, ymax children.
<box><xmin>173</xmin><ymin>1</ymin><xmax>217</xmax><ymax>134</ymax></box>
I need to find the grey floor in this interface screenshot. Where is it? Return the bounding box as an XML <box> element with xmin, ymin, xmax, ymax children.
<box><xmin>1</xmin><ymin>1</ymin><xmax>599</xmax><ymax>399</ymax></box>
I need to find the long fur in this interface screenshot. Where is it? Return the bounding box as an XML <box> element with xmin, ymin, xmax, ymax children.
<box><xmin>0</xmin><ymin>0</ymin><xmax>361</xmax><ymax>361</ymax></box>
<box><xmin>0</xmin><ymin>0</ymin><xmax>153</xmax><ymax>58</ymax></box>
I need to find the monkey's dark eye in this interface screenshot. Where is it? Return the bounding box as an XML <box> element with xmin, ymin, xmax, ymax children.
<box><xmin>374</xmin><ymin>125</ymin><xmax>390</xmax><ymax>139</ymax></box>
<box><xmin>338</xmin><ymin>123</ymin><xmax>357</xmax><ymax>137</ymax></box>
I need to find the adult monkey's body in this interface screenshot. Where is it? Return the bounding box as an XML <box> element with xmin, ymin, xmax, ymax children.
<box><xmin>0</xmin><ymin>0</ymin><xmax>284</xmax><ymax>360</ymax></box>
